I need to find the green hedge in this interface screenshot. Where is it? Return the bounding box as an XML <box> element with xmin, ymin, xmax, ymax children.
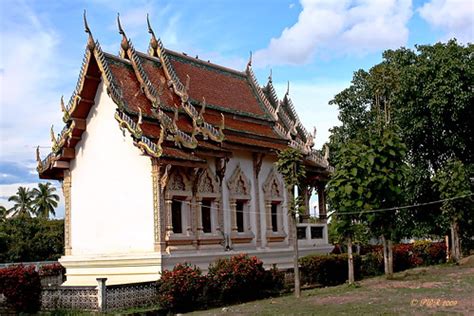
<box><xmin>299</xmin><ymin>254</ymin><xmax>361</xmax><ymax>286</ymax></box>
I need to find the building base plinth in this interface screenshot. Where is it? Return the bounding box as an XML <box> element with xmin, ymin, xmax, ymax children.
<box><xmin>59</xmin><ymin>252</ymin><xmax>162</xmax><ymax>286</ymax></box>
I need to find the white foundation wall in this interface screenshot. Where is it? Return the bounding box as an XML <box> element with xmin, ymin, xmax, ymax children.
<box><xmin>69</xmin><ymin>82</ymin><xmax>154</xmax><ymax>256</ymax></box>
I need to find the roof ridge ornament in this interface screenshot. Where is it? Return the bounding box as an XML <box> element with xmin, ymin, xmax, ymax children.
<box><xmin>268</xmin><ymin>69</ymin><xmax>272</xmax><ymax>83</ymax></box>
<box><xmin>60</xmin><ymin>96</ymin><xmax>70</xmax><ymax>123</ymax></box>
<box><xmin>36</xmin><ymin>146</ymin><xmax>42</xmax><ymax>169</ymax></box>
<box><xmin>117</xmin><ymin>13</ymin><xmax>129</xmax><ymax>56</ymax></box>
<box><xmin>147</xmin><ymin>14</ymin><xmax>159</xmax><ymax>53</ymax></box>
<box><xmin>286</xmin><ymin>81</ymin><xmax>290</xmax><ymax>96</ymax></box>
<box><xmin>83</xmin><ymin>10</ymin><xmax>95</xmax><ymax>50</ymax></box>
<box><xmin>247</xmin><ymin>51</ymin><xmax>252</xmax><ymax>69</ymax></box>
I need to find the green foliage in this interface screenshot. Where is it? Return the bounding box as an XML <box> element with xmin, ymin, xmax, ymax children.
<box><xmin>299</xmin><ymin>254</ymin><xmax>362</xmax><ymax>286</ymax></box>
<box><xmin>328</xmin><ymin>40</ymin><xmax>473</xmax><ymax>241</ymax></box>
<box><xmin>432</xmin><ymin>159</ymin><xmax>474</xmax><ymax>244</ymax></box>
<box><xmin>0</xmin><ymin>205</ymin><xmax>6</xmax><ymax>223</ymax></box>
<box><xmin>276</xmin><ymin>148</ymin><xmax>306</xmax><ymax>190</ymax></box>
<box><xmin>432</xmin><ymin>159</ymin><xmax>473</xmax><ymax>221</ymax></box>
<box><xmin>276</xmin><ymin>148</ymin><xmax>307</xmax><ymax>217</ymax></box>
<box><xmin>0</xmin><ymin>217</ymin><xmax>64</xmax><ymax>263</ymax></box>
<box><xmin>32</xmin><ymin>182</ymin><xmax>60</xmax><ymax>218</ymax></box>
<box><xmin>327</xmin><ymin>125</ymin><xmax>406</xmax><ymax>240</ymax></box>
<box><xmin>0</xmin><ymin>264</ymin><xmax>42</xmax><ymax>313</ymax></box>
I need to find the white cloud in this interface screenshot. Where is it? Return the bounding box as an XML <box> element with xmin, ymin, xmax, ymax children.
<box><xmin>272</xmin><ymin>80</ymin><xmax>346</xmax><ymax>149</ymax></box>
<box><xmin>254</xmin><ymin>0</ymin><xmax>413</xmax><ymax>67</ymax></box>
<box><xmin>418</xmin><ymin>0</ymin><xmax>474</xmax><ymax>43</ymax></box>
<box><xmin>0</xmin><ymin>2</ymin><xmax>64</xmax><ymax>163</ymax></box>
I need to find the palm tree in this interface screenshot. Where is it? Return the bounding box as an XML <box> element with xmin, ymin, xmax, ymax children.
<box><xmin>32</xmin><ymin>182</ymin><xmax>60</xmax><ymax>218</ymax></box>
<box><xmin>8</xmin><ymin>187</ymin><xmax>34</xmax><ymax>217</ymax></box>
<box><xmin>0</xmin><ymin>205</ymin><xmax>7</xmax><ymax>222</ymax></box>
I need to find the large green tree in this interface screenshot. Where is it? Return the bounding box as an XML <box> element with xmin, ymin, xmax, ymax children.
<box><xmin>32</xmin><ymin>182</ymin><xmax>60</xmax><ymax>218</ymax></box>
<box><xmin>328</xmin><ymin>124</ymin><xmax>406</xmax><ymax>279</ymax></box>
<box><xmin>0</xmin><ymin>217</ymin><xmax>64</xmax><ymax>263</ymax></box>
<box><xmin>329</xmin><ymin>40</ymin><xmax>473</xmax><ymax>244</ymax></box>
<box><xmin>7</xmin><ymin>187</ymin><xmax>34</xmax><ymax>218</ymax></box>
<box><xmin>432</xmin><ymin>159</ymin><xmax>473</xmax><ymax>261</ymax></box>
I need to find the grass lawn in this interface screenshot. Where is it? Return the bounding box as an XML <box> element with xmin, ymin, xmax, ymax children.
<box><xmin>191</xmin><ymin>259</ymin><xmax>474</xmax><ymax>315</ymax></box>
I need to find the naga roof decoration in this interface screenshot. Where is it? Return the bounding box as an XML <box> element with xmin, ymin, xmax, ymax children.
<box><xmin>37</xmin><ymin>12</ymin><xmax>333</xmax><ymax>180</ymax></box>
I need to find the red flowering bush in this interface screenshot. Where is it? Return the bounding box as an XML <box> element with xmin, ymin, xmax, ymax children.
<box><xmin>0</xmin><ymin>264</ymin><xmax>41</xmax><ymax>313</ymax></box>
<box><xmin>39</xmin><ymin>262</ymin><xmax>65</xmax><ymax>277</ymax></box>
<box><xmin>413</xmin><ymin>241</ymin><xmax>446</xmax><ymax>265</ymax></box>
<box><xmin>207</xmin><ymin>254</ymin><xmax>267</xmax><ymax>304</ymax></box>
<box><xmin>156</xmin><ymin>263</ymin><xmax>207</xmax><ymax>312</ymax></box>
<box><xmin>393</xmin><ymin>243</ymin><xmax>414</xmax><ymax>272</ymax></box>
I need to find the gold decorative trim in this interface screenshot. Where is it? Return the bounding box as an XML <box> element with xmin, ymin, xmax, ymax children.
<box><xmin>62</xmin><ymin>170</ymin><xmax>72</xmax><ymax>255</ymax></box>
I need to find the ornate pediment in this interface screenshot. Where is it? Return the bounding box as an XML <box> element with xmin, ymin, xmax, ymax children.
<box><xmin>227</xmin><ymin>164</ymin><xmax>251</xmax><ymax>198</ymax></box>
<box><xmin>197</xmin><ymin>168</ymin><xmax>219</xmax><ymax>194</ymax></box>
<box><xmin>166</xmin><ymin>168</ymin><xmax>191</xmax><ymax>194</ymax></box>
<box><xmin>262</xmin><ymin>168</ymin><xmax>283</xmax><ymax>200</ymax></box>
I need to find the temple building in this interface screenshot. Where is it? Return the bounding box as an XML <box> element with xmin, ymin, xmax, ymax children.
<box><xmin>37</xmin><ymin>14</ymin><xmax>333</xmax><ymax>286</ymax></box>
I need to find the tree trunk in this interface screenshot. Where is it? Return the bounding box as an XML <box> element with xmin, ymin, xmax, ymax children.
<box><xmin>451</xmin><ymin>221</ymin><xmax>461</xmax><ymax>262</ymax></box>
<box><xmin>347</xmin><ymin>236</ymin><xmax>354</xmax><ymax>285</ymax></box>
<box><xmin>445</xmin><ymin>235</ymin><xmax>450</xmax><ymax>262</ymax></box>
<box><xmin>292</xmin><ymin>215</ymin><xmax>301</xmax><ymax>298</ymax></box>
<box><xmin>382</xmin><ymin>235</ymin><xmax>389</xmax><ymax>275</ymax></box>
<box><xmin>387</xmin><ymin>239</ymin><xmax>394</xmax><ymax>278</ymax></box>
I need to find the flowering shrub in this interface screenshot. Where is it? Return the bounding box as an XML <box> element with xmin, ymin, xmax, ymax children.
<box><xmin>39</xmin><ymin>262</ymin><xmax>65</xmax><ymax>277</ymax></box>
<box><xmin>207</xmin><ymin>254</ymin><xmax>267</xmax><ymax>304</ymax></box>
<box><xmin>0</xmin><ymin>264</ymin><xmax>41</xmax><ymax>313</ymax></box>
<box><xmin>413</xmin><ymin>241</ymin><xmax>446</xmax><ymax>265</ymax></box>
<box><xmin>156</xmin><ymin>263</ymin><xmax>207</xmax><ymax>312</ymax></box>
<box><xmin>299</xmin><ymin>254</ymin><xmax>361</xmax><ymax>286</ymax></box>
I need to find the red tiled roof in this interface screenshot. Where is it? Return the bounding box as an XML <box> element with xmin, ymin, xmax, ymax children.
<box><xmin>166</xmin><ymin>51</ymin><xmax>268</xmax><ymax>118</ymax></box>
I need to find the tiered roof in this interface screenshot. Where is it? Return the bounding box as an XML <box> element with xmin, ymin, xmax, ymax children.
<box><xmin>37</xmin><ymin>13</ymin><xmax>332</xmax><ymax>180</ymax></box>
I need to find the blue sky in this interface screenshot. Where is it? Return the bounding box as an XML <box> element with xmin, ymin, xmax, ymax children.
<box><xmin>1</xmin><ymin>0</ymin><xmax>473</xmax><ymax>217</ymax></box>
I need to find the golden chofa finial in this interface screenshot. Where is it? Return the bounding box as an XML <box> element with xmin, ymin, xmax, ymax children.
<box><xmin>147</xmin><ymin>14</ymin><xmax>159</xmax><ymax>54</ymax></box>
<box><xmin>83</xmin><ymin>10</ymin><xmax>95</xmax><ymax>50</ymax></box>
<box><xmin>36</xmin><ymin>146</ymin><xmax>42</xmax><ymax>168</ymax></box>
<box><xmin>199</xmin><ymin>97</ymin><xmax>206</xmax><ymax>117</ymax></box>
<box><xmin>247</xmin><ymin>51</ymin><xmax>252</xmax><ymax>68</ymax></box>
<box><xmin>117</xmin><ymin>13</ymin><xmax>129</xmax><ymax>54</ymax></box>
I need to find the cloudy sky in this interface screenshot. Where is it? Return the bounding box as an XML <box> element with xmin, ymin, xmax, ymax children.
<box><xmin>1</xmin><ymin>0</ymin><xmax>473</xmax><ymax>217</ymax></box>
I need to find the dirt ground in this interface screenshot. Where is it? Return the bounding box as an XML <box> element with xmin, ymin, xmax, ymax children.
<box><xmin>192</xmin><ymin>258</ymin><xmax>474</xmax><ymax>315</ymax></box>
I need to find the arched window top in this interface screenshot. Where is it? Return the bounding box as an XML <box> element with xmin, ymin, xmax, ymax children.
<box><xmin>263</xmin><ymin>168</ymin><xmax>283</xmax><ymax>200</ymax></box>
<box><xmin>227</xmin><ymin>164</ymin><xmax>251</xmax><ymax>199</ymax></box>
<box><xmin>197</xmin><ymin>168</ymin><xmax>219</xmax><ymax>196</ymax></box>
<box><xmin>166</xmin><ymin>167</ymin><xmax>192</xmax><ymax>196</ymax></box>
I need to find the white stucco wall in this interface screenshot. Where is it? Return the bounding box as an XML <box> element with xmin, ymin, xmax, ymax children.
<box><xmin>70</xmin><ymin>82</ymin><xmax>154</xmax><ymax>256</ymax></box>
<box><xmin>258</xmin><ymin>156</ymin><xmax>289</xmax><ymax>246</ymax></box>
<box><xmin>221</xmin><ymin>151</ymin><xmax>256</xmax><ymax>243</ymax></box>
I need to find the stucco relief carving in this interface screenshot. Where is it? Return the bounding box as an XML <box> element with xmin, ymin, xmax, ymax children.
<box><xmin>262</xmin><ymin>168</ymin><xmax>286</xmax><ymax>242</ymax></box>
<box><xmin>227</xmin><ymin>164</ymin><xmax>251</xmax><ymax>198</ymax></box>
<box><xmin>197</xmin><ymin>168</ymin><xmax>219</xmax><ymax>194</ymax></box>
<box><xmin>262</xmin><ymin>168</ymin><xmax>283</xmax><ymax>200</ymax></box>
